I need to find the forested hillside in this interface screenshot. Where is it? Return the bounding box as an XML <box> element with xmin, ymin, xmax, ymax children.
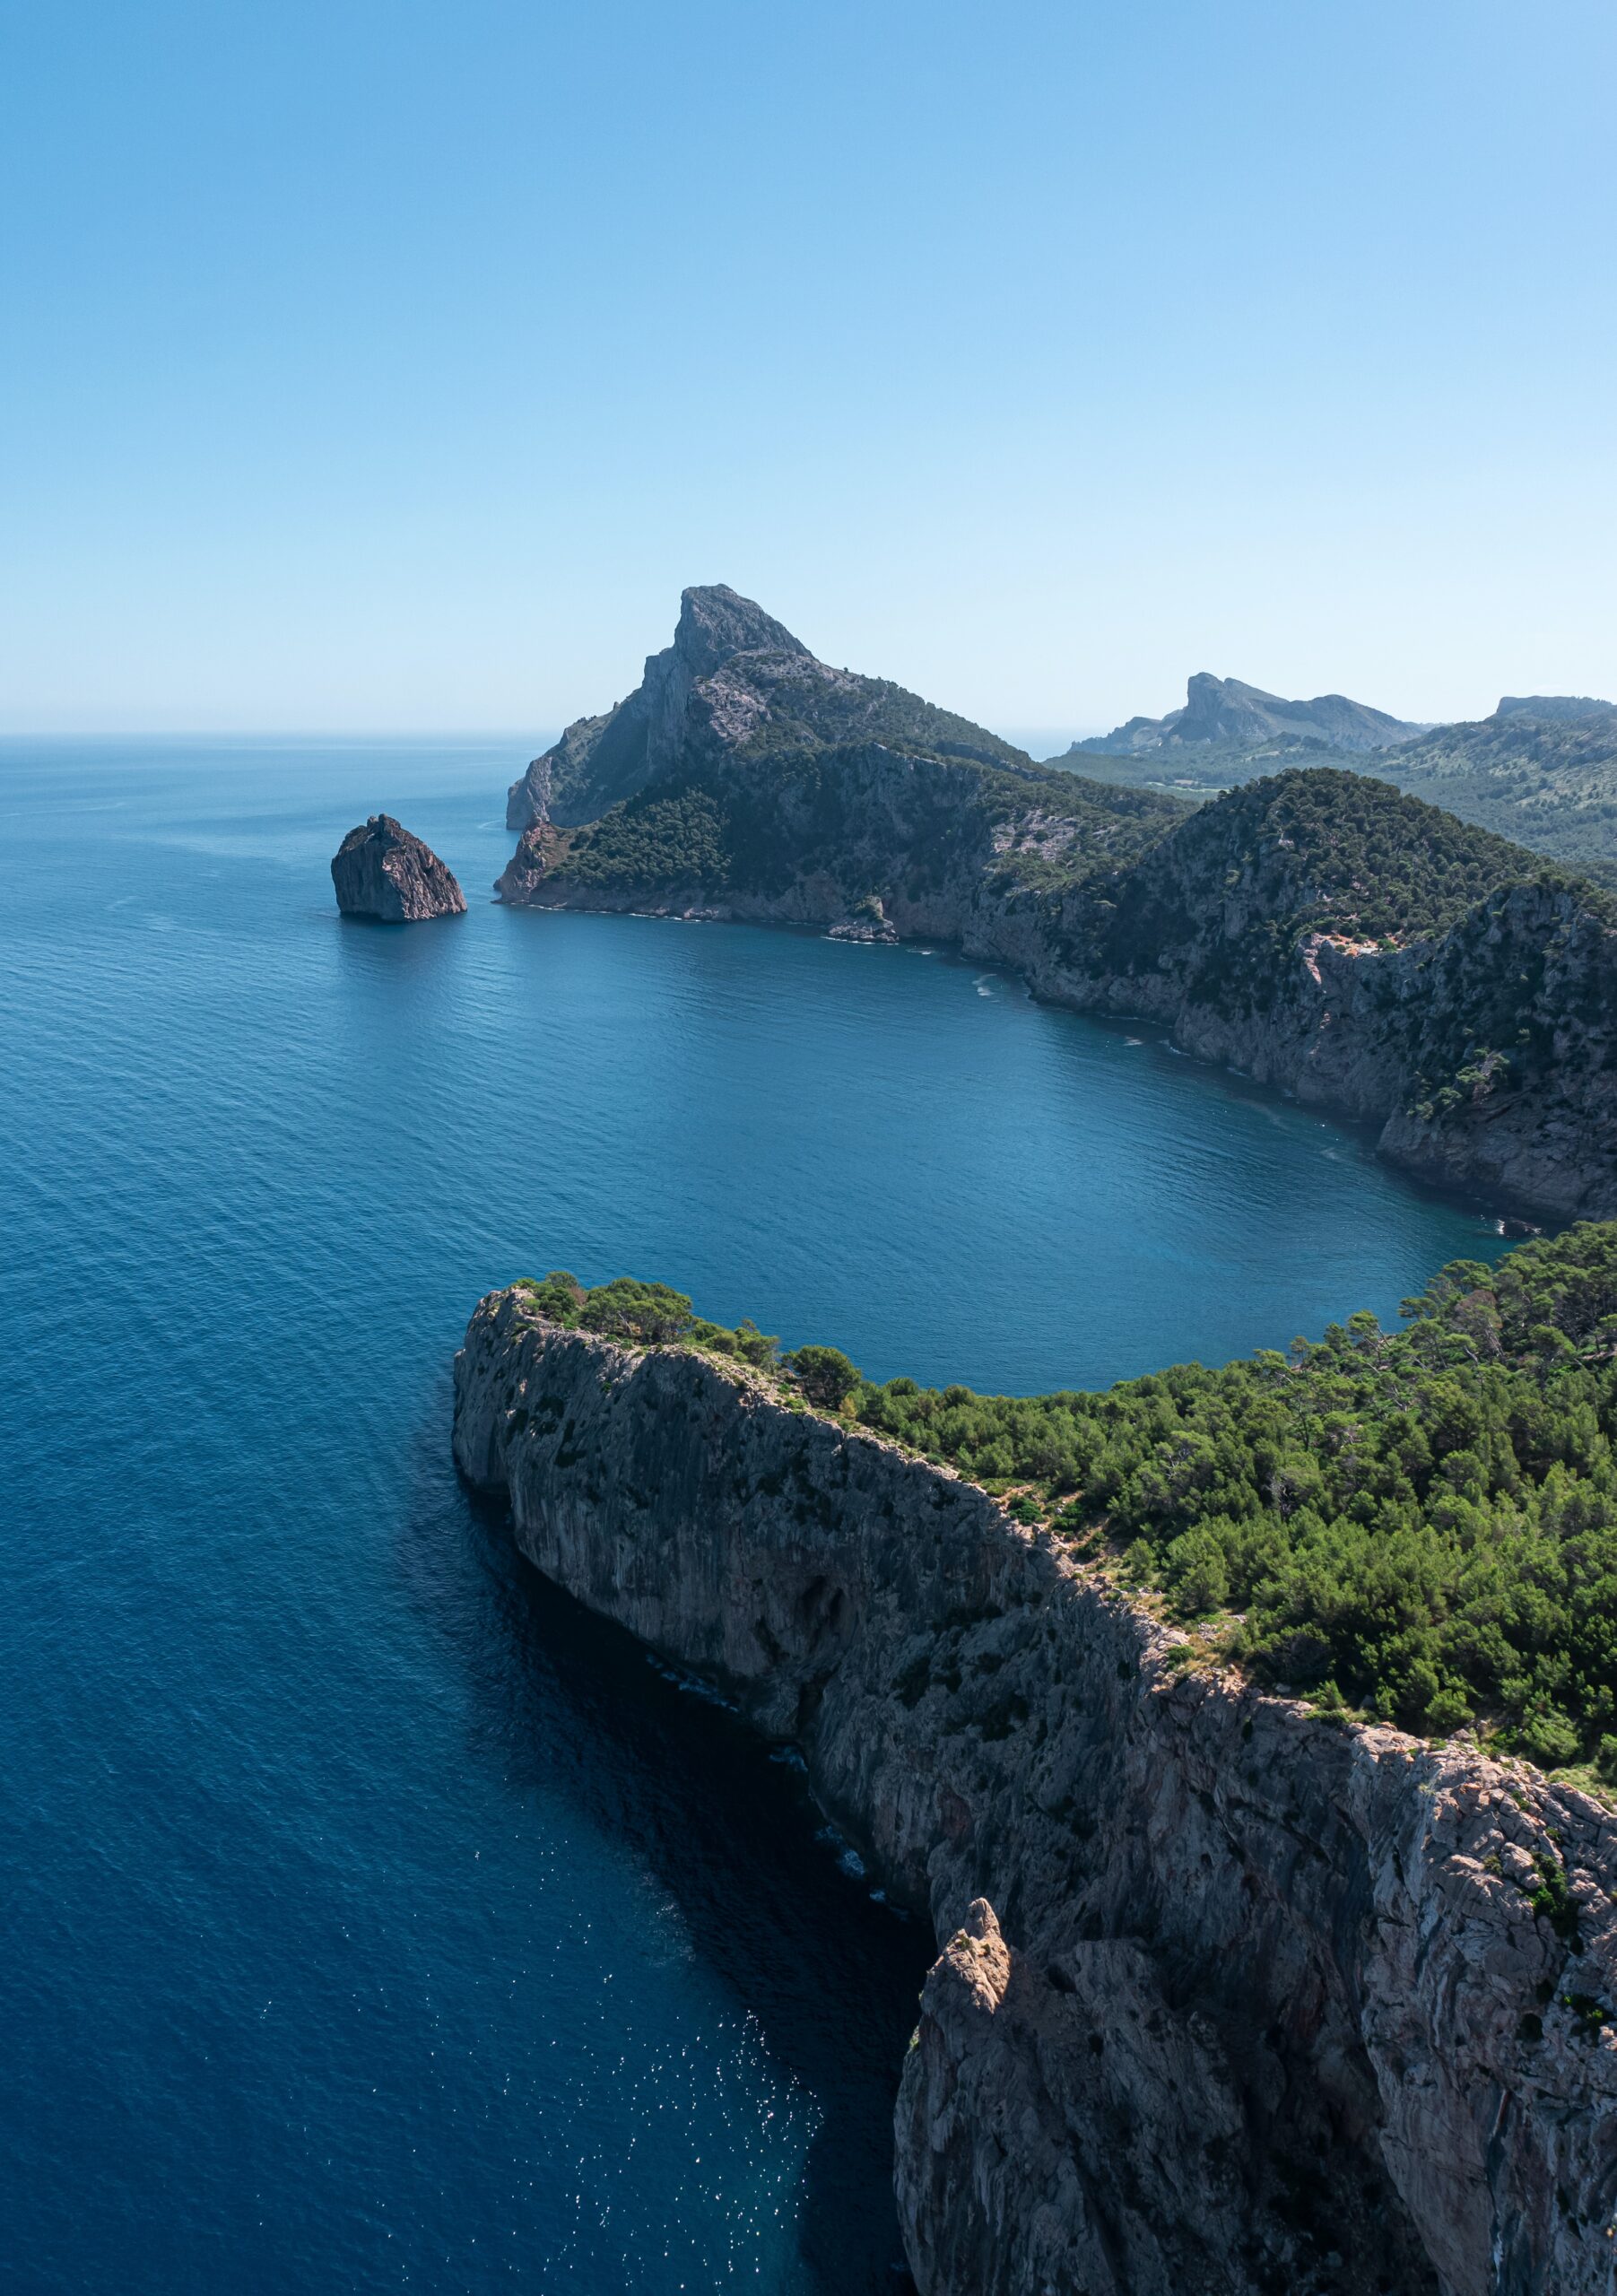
<box><xmin>1066</xmin><ymin>698</ymin><xmax>1617</xmax><ymax>889</ymax></box>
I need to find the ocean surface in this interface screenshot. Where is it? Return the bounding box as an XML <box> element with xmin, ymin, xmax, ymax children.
<box><xmin>0</xmin><ymin>737</ymin><xmax>1518</xmax><ymax>2294</ymax></box>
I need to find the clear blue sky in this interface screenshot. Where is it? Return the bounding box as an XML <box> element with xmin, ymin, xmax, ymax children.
<box><xmin>2</xmin><ymin>0</ymin><xmax>1613</xmax><ymax>738</ymax></box>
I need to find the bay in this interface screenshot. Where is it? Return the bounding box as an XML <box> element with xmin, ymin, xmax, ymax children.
<box><xmin>0</xmin><ymin>737</ymin><xmax>1514</xmax><ymax>2293</ymax></box>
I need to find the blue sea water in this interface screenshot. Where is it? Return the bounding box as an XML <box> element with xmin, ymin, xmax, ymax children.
<box><xmin>0</xmin><ymin>736</ymin><xmax>1517</xmax><ymax>2294</ymax></box>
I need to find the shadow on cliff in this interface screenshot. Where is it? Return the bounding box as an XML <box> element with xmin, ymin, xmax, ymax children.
<box><xmin>394</xmin><ymin>1409</ymin><xmax>928</xmax><ymax>2295</ymax></box>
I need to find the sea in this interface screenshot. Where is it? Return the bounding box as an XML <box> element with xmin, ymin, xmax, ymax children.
<box><xmin>0</xmin><ymin>735</ymin><xmax>1517</xmax><ymax>2293</ymax></box>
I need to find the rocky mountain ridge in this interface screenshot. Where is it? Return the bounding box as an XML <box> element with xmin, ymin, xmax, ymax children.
<box><xmin>506</xmin><ymin>584</ymin><xmax>1030</xmax><ymax>833</ymax></box>
<box><xmin>1074</xmin><ymin>672</ymin><xmax>1423</xmax><ymax>758</ymax></box>
<box><xmin>453</xmin><ymin>1291</ymin><xmax>1617</xmax><ymax>2296</ymax></box>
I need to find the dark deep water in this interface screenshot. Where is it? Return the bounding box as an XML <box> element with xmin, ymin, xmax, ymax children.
<box><xmin>0</xmin><ymin>737</ymin><xmax>1517</xmax><ymax>2293</ymax></box>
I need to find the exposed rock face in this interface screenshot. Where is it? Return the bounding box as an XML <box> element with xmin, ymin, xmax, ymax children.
<box><xmin>1016</xmin><ymin>798</ymin><xmax>1617</xmax><ymax>1222</ymax></box>
<box><xmin>330</xmin><ymin>815</ymin><xmax>465</xmax><ymax>921</ymax></box>
<box><xmin>504</xmin><ymin>583</ymin><xmax>1033</xmax><ymax>833</ymax></box>
<box><xmin>454</xmin><ymin>1296</ymin><xmax>1617</xmax><ymax>2296</ymax></box>
<box><xmin>506</xmin><ymin>586</ymin><xmax>821</xmax><ymax>831</ymax></box>
<box><xmin>1078</xmin><ymin>673</ymin><xmax>1423</xmax><ymax>757</ymax></box>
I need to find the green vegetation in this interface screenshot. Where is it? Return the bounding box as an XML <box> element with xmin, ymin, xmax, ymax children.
<box><xmin>557</xmin><ymin>785</ymin><xmax>731</xmax><ymax>890</ymax></box>
<box><xmin>1097</xmin><ymin>769</ymin><xmax>1553</xmax><ymax>970</ymax></box>
<box><xmin>787</xmin><ymin>1344</ymin><xmax>863</xmax><ymax>1411</ymax></box>
<box><xmin>1385</xmin><ymin>708</ymin><xmax>1617</xmax><ymax>893</ymax></box>
<box><xmin>849</xmin><ymin>1223</ymin><xmax>1617</xmax><ymax>1764</ymax></box>
<box><xmin>1066</xmin><ymin>708</ymin><xmax>1617</xmax><ymax>892</ymax></box>
<box><xmin>512</xmin><ymin>1271</ymin><xmax>779</xmax><ymax>1367</ymax></box>
<box><xmin>726</xmin><ymin>658</ymin><xmax>1033</xmax><ymax>773</ymax></box>
<box><xmin>550</xmin><ymin>752</ymin><xmax>1177</xmax><ymax>903</ymax></box>
<box><xmin>517</xmin><ymin>1225</ymin><xmax>1617</xmax><ymax>1768</ymax></box>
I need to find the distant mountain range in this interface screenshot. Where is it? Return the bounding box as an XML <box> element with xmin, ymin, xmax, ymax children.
<box><xmin>1383</xmin><ymin>701</ymin><xmax>1617</xmax><ymax>887</ymax></box>
<box><xmin>1057</xmin><ymin>680</ymin><xmax>1617</xmax><ymax>889</ymax></box>
<box><xmin>1073</xmin><ymin>673</ymin><xmax>1424</xmax><ymax>758</ymax></box>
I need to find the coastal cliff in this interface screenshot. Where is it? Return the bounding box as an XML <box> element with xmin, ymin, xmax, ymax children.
<box><xmin>454</xmin><ymin>1290</ymin><xmax>1617</xmax><ymax>2296</ymax></box>
<box><xmin>493</xmin><ymin>590</ymin><xmax>1617</xmax><ymax>1223</ymax></box>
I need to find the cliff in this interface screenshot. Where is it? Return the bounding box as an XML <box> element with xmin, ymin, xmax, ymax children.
<box><xmin>1017</xmin><ymin>776</ymin><xmax>1617</xmax><ymax>1222</ymax></box>
<box><xmin>505</xmin><ymin>582</ymin><xmax>1030</xmax><ymax>833</ymax></box>
<box><xmin>330</xmin><ymin>814</ymin><xmax>466</xmax><ymax>921</ymax></box>
<box><xmin>453</xmin><ymin>1292</ymin><xmax>1617</xmax><ymax>2296</ymax></box>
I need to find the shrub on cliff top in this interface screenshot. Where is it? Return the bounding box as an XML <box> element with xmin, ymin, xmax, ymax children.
<box><xmin>515</xmin><ymin>1272</ymin><xmax>778</xmax><ymax>1366</ymax></box>
<box><xmin>578</xmin><ymin>1277</ymin><xmax>698</xmax><ymax>1344</ymax></box>
<box><xmin>517</xmin><ymin>1270</ymin><xmax>587</xmax><ymax>1324</ymax></box>
<box><xmin>787</xmin><ymin>1344</ymin><xmax>863</xmax><ymax>1411</ymax></box>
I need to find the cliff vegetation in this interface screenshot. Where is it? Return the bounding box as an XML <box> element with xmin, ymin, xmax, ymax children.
<box><xmin>519</xmin><ymin>1224</ymin><xmax>1617</xmax><ymax>1771</ymax></box>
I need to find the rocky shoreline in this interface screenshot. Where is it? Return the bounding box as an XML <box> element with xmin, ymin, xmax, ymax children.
<box><xmin>453</xmin><ymin>1290</ymin><xmax>1617</xmax><ymax>2296</ymax></box>
<box><xmin>491</xmin><ymin>588</ymin><xmax>1617</xmax><ymax>1228</ymax></box>
<box><xmin>496</xmin><ymin>844</ymin><xmax>1617</xmax><ymax>1226</ymax></box>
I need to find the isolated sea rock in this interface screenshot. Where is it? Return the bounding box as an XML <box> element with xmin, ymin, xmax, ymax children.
<box><xmin>330</xmin><ymin>815</ymin><xmax>466</xmax><ymax>922</ymax></box>
<box><xmin>454</xmin><ymin>1296</ymin><xmax>1617</xmax><ymax>2296</ymax></box>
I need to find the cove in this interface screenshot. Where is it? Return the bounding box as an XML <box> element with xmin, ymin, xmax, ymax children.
<box><xmin>0</xmin><ymin>737</ymin><xmax>1518</xmax><ymax>2293</ymax></box>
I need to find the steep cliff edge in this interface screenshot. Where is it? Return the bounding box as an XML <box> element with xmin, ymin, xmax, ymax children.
<box><xmin>454</xmin><ymin>1291</ymin><xmax>1617</xmax><ymax>2296</ymax></box>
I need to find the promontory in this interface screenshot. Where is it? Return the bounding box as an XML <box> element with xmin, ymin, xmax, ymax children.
<box><xmin>492</xmin><ymin>587</ymin><xmax>1617</xmax><ymax>1222</ymax></box>
<box><xmin>455</xmin><ymin>1237</ymin><xmax>1617</xmax><ymax>2296</ymax></box>
<box><xmin>331</xmin><ymin>814</ymin><xmax>465</xmax><ymax>921</ymax></box>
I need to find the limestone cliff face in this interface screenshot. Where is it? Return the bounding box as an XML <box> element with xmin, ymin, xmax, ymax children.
<box><xmin>330</xmin><ymin>815</ymin><xmax>466</xmax><ymax>921</ymax></box>
<box><xmin>453</xmin><ymin>1293</ymin><xmax>1617</xmax><ymax>2296</ymax></box>
<box><xmin>506</xmin><ymin>586</ymin><xmax>816</xmax><ymax>831</ymax></box>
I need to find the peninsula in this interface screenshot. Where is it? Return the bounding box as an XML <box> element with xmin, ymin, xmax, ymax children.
<box><xmin>454</xmin><ymin>1231</ymin><xmax>1617</xmax><ymax>2296</ymax></box>
<box><xmin>495</xmin><ymin>588</ymin><xmax>1617</xmax><ymax>1222</ymax></box>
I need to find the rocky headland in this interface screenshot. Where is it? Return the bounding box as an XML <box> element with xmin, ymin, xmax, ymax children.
<box><xmin>453</xmin><ymin>1280</ymin><xmax>1617</xmax><ymax>2296</ymax></box>
<box><xmin>331</xmin><ymin>814</ymin><xmax>466</xmax><ymax>921</ymax></box>
<box><xmin>493</xmin><ymin>588</ymin><xmax>1617</xmax><ymax>1223</ymax></box>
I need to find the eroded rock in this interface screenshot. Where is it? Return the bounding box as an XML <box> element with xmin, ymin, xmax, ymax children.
<box><xmin>452</xmin><ymin>1298</ymin><xmax>1617</xmax><ymax>2296</ymax></box>
<box><xmin>331</xmin><ymin>815</ymin><xmax>465</xmax><ymax>922</ymax></box>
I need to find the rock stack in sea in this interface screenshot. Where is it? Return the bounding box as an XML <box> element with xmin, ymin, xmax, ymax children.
<box><xmin>330</xmin><ymin>816</ymin><xmax>466</xmax><ymax>922</ymax></box>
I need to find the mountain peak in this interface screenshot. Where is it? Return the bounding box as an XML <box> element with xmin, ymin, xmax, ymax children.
<box><xmin>506</xmin><ymin>587</ymin><xmax>1028</xmax><ymax>834</ymax></box>
<box><xmin>1080</xmin><ymin>673</ymin><xmax>1421</xmax><ymax>757</ymax></box>
<box><xmin>673</xmin><ymin>585</ymin><xmax>812</xmax><ymax>678</ymax></box>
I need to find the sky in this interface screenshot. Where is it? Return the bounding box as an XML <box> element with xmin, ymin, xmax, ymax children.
<box><xmin>1</xmin><ymin>0</ymin><xmax>1613</xmax><ymax>741</ymax></box>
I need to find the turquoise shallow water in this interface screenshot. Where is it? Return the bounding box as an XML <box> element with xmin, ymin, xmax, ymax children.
<box><xmin>0</xmin><ymin>737</ymin><xmax>1514</xmax><ymax>2293</ymax></box>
